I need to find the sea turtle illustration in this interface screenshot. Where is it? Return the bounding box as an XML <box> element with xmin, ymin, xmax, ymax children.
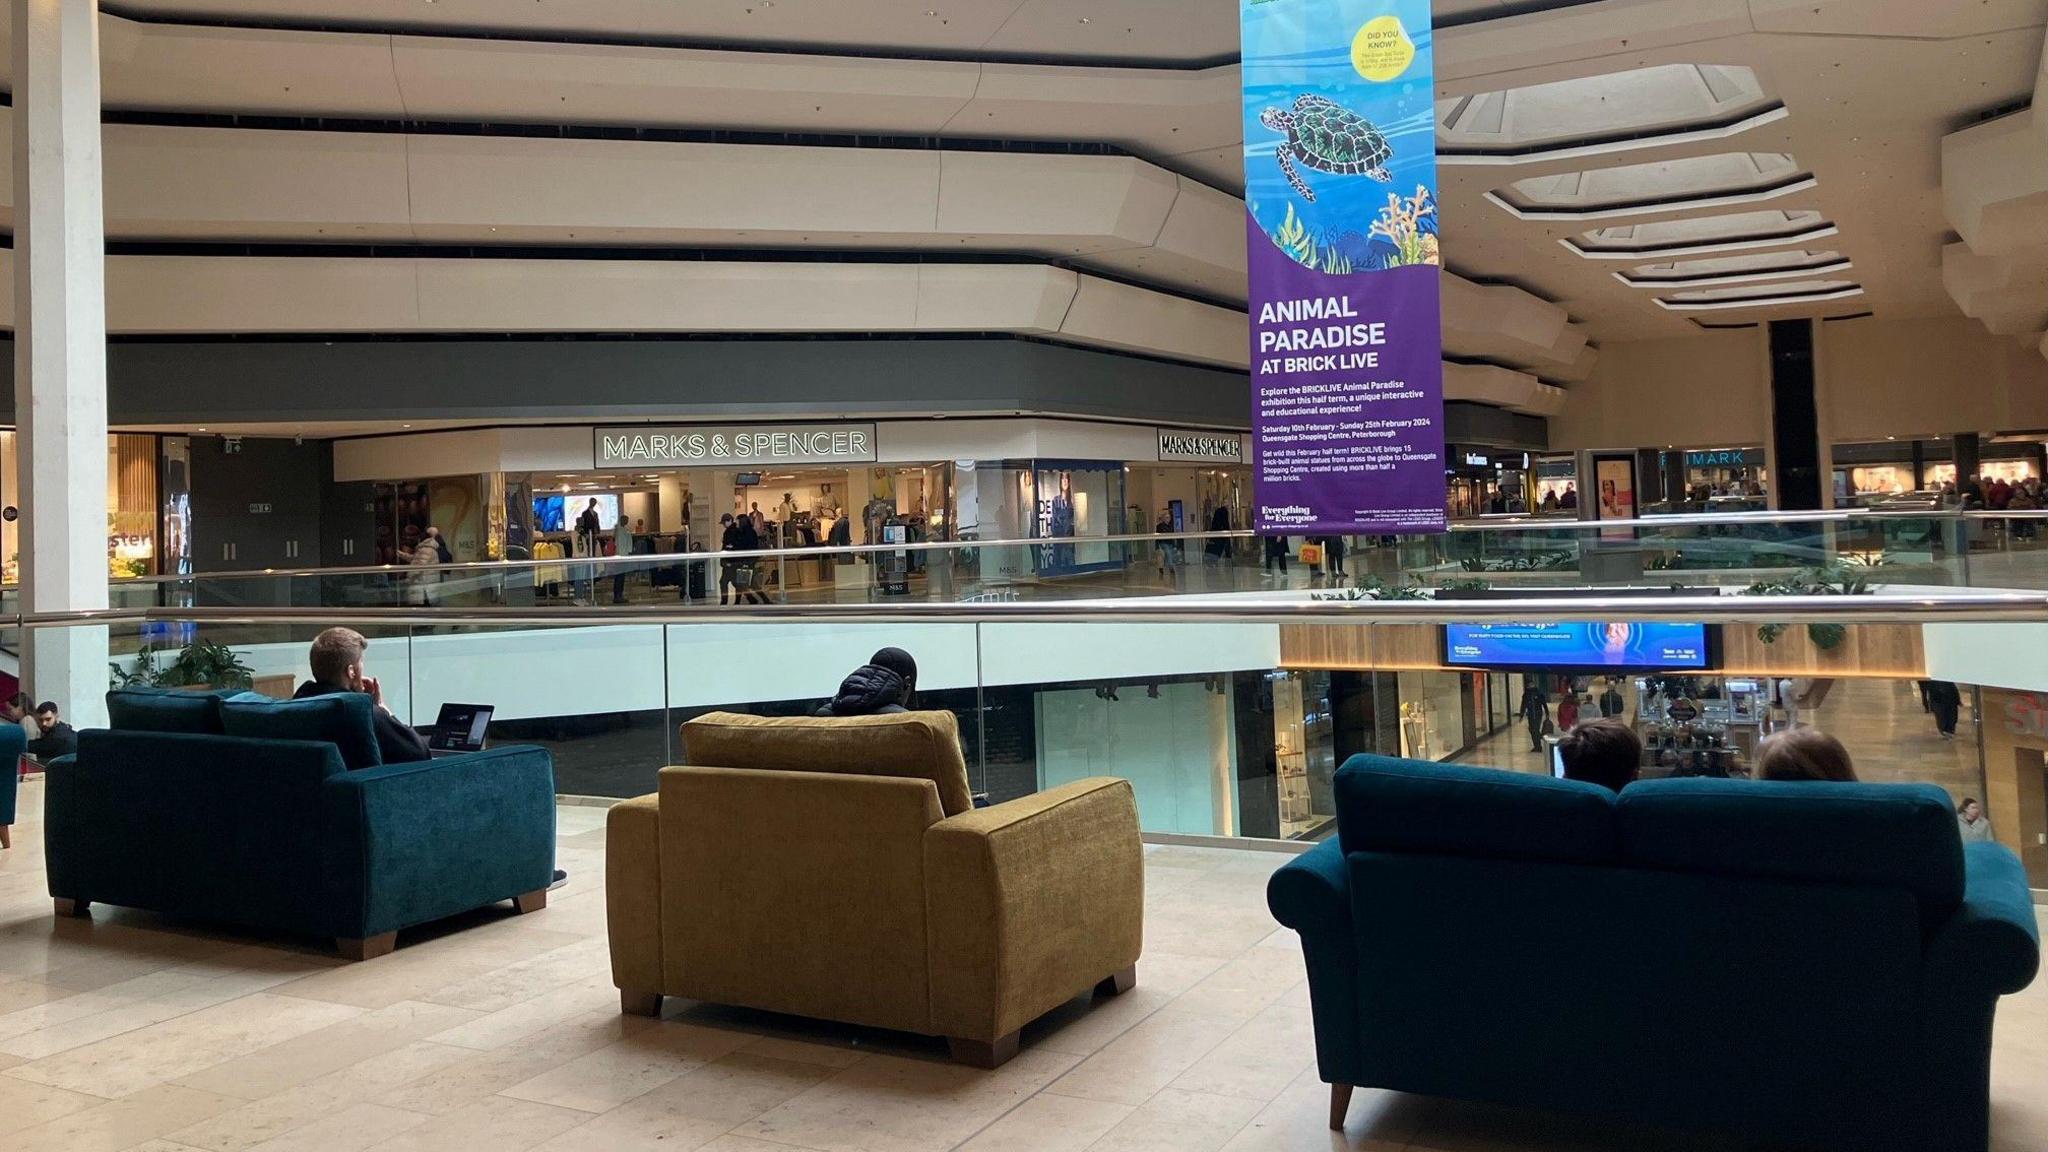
<box><xmin>1259</xmin><ymin>94</ymin><xmax>1393</xmax><ymax>203</ymax></box>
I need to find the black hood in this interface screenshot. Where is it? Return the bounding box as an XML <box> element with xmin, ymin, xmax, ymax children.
<box><xmin>817</xmin><ymin>665</ymin><xmax>909</xmax><ymax>717</ymax></box>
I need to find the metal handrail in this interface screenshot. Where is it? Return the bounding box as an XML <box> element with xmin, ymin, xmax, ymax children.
<box><xmin>86</xmin><ymin>507</ymin><xmax>2048</xmax><ymax>588</ymax></box>
<box><xmin>16</xmin><ymin>592</ymin><xmax>2048</xmax><ymax>629</ymax></box>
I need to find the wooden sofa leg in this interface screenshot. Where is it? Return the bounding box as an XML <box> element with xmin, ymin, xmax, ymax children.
<box><xmin>513</xmin><ymin>889</ymin><xmax>547</xmax><ymax>914</ymax></box>
<box><xmin>52</xmin><ymin>898</ymin><xmax>89</xmax><ymax>918</ymax></box>
<box><xmin>336</xmin><ymin>932</ymin><xmax>397</xmax><ymax>962</ymax></box>
<box><xmin>1</xmin><ymin>824</ymin><xmax>11</xmax><ymax>849</ymax></box>
<box><xmin>620</xmin><ymin>990</ymin><xmax>662</xmax><ymax>1018</ymax></box>
<box><xmin>947</xmin><ymin>1032</ymin><xmax>1021</xmax><ymax>1070</ymax></box>
<box><xmin>1095</xmin><ymin>964</ymin><xmax>1136</xmax><ymax>997</ymax></box>
<box><xmin>1329</xmin><ymin>1083</ymin><xmax>1354</xmax><ymax>1131</ymax></box>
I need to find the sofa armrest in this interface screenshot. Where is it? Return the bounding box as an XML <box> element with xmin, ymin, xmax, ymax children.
<box><xmin>1928</xmin><ymin>841</ymin><xmax>2041</xmax><ymax>997</ymax></box>
<box><xmin>924</xmin><ymin>778</ymin><xmax>1143</xmax><ymax>1042</ymax></box>
<box><xmin>1267</xmin><ymin>838</ymin><xmax>1352</xmax><ymax>932</ymax></box>
<box><xmin>322</xmin><ymin>745</ymin><xmax>557</xmax><ymax>939</ymax></box>
<box><xmin>606</xmin><ymin>793</ymin><xmax>663</xmax><ymax>998</ymax></box>
<box><xmin>1267</xmin><ymin>839</ymin><xmax>1365</xmax><ymax>1087</ymax></box>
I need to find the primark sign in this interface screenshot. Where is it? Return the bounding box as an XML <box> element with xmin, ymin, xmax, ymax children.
<box><xmin>594</xmin><ymin>424</ymin><xmax>878</xmax><ymax>468</ymax></box>
<box><xmin>1157</xmin><ymin>428</ymin><xmax>1246</xmax><ymax>464</ymax></box>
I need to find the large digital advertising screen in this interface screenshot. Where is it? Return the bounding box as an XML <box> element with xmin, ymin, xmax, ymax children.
<box><xmin>1442</xmin><ymin>622</ymin><xmax>1712</xmax><ymax>671</ymax></box>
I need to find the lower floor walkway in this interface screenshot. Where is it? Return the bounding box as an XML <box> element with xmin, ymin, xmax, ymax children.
<box><xmin>0</xmin><ymin>787</ymin><xmax>2040</xmax><ymax>1151</ymax></box>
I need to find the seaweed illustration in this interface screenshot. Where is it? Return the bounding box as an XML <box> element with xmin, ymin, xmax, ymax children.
<box><xmin>1368</xmin><ymin>185</ymin><xmax>1440</xmax><ymax>268</ymax></box>
<box><xmin>1273</xmin><ymin>203</ymin><xmax>1356</xmax><ymax>274</ymax></box>
<box><xmin>1275</xmin><ymin>203</ymin><xmax>1319</xmax><ymax>267</ymax></box>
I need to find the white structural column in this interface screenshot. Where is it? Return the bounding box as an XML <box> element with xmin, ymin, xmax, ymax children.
<box><xmin>13</xmin><ymin>0</ymin><xmax>109</xmax><ymax>726</ymax></box>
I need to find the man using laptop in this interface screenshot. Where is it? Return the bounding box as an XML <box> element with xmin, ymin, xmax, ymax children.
<box><xmin>295</xmin><ymin>627</ymin><xmax>433</xmax><ymax>765</ymax></box>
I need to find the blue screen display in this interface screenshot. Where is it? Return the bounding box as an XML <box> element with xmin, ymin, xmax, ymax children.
<box><xmin>533</xmin><ymin>496</ymin><xmax>566</xmax><ymax>534</ymax></box>
<box><xmin>1444</xmin><ymin>622</ymin><xmax>1710</xmax><ymax>670</ymax></box>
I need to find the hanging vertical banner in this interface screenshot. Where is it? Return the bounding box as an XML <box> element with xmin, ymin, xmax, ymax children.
<box><xmin>1243</xmin><ymin>0</ymin><xmax>1445</xmax><ymax>535</ymax></box>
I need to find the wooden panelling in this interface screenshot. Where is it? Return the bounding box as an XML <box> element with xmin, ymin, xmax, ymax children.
<box><xmin>1281</xmin><ymin>622</ymin><xmax>1926</xmax><ymax>680</ymax></box>
<box><xmin>1717</xmin><ymin>623</ymin><xmax>1925</xmax><ymax>679</ymax></box>
<box><xmin>1978</xmin><ymin>690</ymin><xmax>2048</xmax><ymax>888</ymax></box>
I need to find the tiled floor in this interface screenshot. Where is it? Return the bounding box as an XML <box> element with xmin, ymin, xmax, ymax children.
<box><xmin>0</xmin><ymin>787</ymin><xmax>2041</xmax><ymax>1151</ymax></box>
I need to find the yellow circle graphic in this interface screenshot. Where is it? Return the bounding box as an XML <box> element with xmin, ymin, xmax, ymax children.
<box><xmin>1352</xmin><ymin>15</ymin><xmax>1415</xmax><ymax>83</ymax></box>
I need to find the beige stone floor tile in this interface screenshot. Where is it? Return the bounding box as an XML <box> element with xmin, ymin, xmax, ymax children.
<box><xmin>1132</xmin><ymin>950</ymin><xmax>1232</xmax><ymax>998</ymax></box>
<box><xmin>0</xmin><ymin>1070</ymin><xmax>106</xmax><ymax>1136</ymax></box>
<box><xmin>1026</xmin><ymin>986</ymin><xmax>1176</xmax><ymax>1058</ymax></box>
<box><xmin>1167</xmin><ymin>945</ymin><xmax>1307</xmax><ymax>1024</ymax></box>
<box><xmin>377</xmin><ymin>1011</ymin><xmax>651</xmax><ymax>1115</ymax></box>
<box><xmin>130</xmin><ymin>1141</ymin><xmax>214</xmax><ymax>1152</ymax></box>
<box><xmin>955</xmin><ymin>1091</ymin><xmax>1134</xmax><ymax>1152</ymax></box>
<box><xmin>696</xmin><ymin>1137</ymin><xmax>820</xmax><ymax>1152</ymax></box>
<box><xmin>7</xmin><ymin>992</ymin><xmax>363</xmax><ymax>1099</ymax></box>
<box><xmin>523</xmin><ymin>1045</ymin><xmax>842</xmax><ymax>1151</ymax></box>
<box><xmin>1220</xmin><ymin>1071</ymin><xmax>1424</xmax><ymax>1152</ymax></box>
<box><xmin>269</xmin><ymin>952</ymin><xmax>497</xmax><ymax>1011</ymax></box>
<box><xmin>735</xmin><ymin>1046</ymin><xmax>1080</xmax><ymax>1152</ymax></box>
<box><xmin>168</xmin><ymin>1041</ymin><xmax>474</xmax><ymax>1152</ymax></box>
<box><xmin>366</xmin><ymin>1095</ymin><xmax>589</xmax><ymax>1152</ymax></box>
<box><xmin>0</xmin><ymin>978</ymin><xmax>69</xmax><ymax>1016</ymax></box>
<box><xmin>1087</xmin><ymin>1086</ymin><xmax>1264</xmax><ymax>1152</ymax></box>
<box><xmin>625</xmin><ymin>1049</ymin><xmax>840</xmax><ymax>1129</ymax></box>
<box><xmin>498</xmin><ymin>1019</ymin><xmax>754</xmax><ymax>1113</ymax></box>
<box><xmin>733</xmin><ymin>1032</ymin><xmax>874</xmax><ymax>1069</ymax></box>
<box><xmin>1169</xmin><ymin>1004</ymin><xmax>1316</xmax><ymax>1102</ymax></box>
<box><xmin>239</xmin><ymin>1102</ymin><xmax>429</xmax><ymax>1152</ymax></box>
<box><xmin>418</xmin><ymin>936</ymin><xmax>613</xmax><ymax>1014</ymax></box>
<box><xmin>423</xmin><ymin>976</ymin><xmax>621</xmax><ymax>1052</ymax></box>
<box><xmin>173</xmin><ymin>1000</ymin><xmax>484</xmax><ymax>1100</ymax></box>
<box><xmin>1044</xmin><ymin>1009</ymin><xmax>1242</xmax><ymax>1107</ymax></box>
<box><xmin>0</xmin><ymin>1082</ymin><xmax>240</xmax><ymax>1152</ymax></box>
<box><xmin>1138</xmin><ymin>899</ymin><xmax>1287</xmax><ymax>960</ymax></box>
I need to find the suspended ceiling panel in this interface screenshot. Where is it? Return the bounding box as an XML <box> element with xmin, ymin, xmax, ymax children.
<box><xmin>1438</xmin><ymin>63</ymin><xmax>1785</xmax><ymax>166</ymax></box>
<box><xmin>1654</xmin><ymin>280</ymin><xmax>1865</xmax><ymax>311</ymax></box>
<box><xmin>1615</xmin><ymin>250</ymin><xmax>1852</xmax><ymax>289</ymax></box>
<box><xmin>1488</xmin><ymin>152</ymin><xmax>1814</xmax><ymax>222</ymax></box>
<box><xmin>1562</xmin><ymin>210</ymin><xmax>1839</xmax><ymax>260</ymax></box>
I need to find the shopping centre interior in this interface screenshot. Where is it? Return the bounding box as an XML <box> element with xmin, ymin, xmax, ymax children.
<box><xmin>1</xmin><ymin>2</ymin><xmax>2047</xmax><ymax>1151</ymax></box>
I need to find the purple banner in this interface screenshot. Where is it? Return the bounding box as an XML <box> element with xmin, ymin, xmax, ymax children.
<box><xmin>1244</xmin><ymin>0</ymin><xmax>1445</xmax><ymax>535</ymax></box>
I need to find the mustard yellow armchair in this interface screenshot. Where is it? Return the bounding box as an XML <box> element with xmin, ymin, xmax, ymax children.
<box><xmin>606</xmin><ymin>711</ymin><xmax>1144</xmax><ymax>1067</ymax></box>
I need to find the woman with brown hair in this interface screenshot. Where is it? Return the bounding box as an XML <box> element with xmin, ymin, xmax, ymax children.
<box><xmin>1756</xmin><ymin>728</ymin><xmax>1858</xmax><ymax>782</ymax></box>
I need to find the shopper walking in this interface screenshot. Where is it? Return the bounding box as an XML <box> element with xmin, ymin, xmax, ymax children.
<box><xmin>1263</xmin><ymin>535</ymin><xmax>1290</xmax><ymax>574</ymax></box>
<box><xmin>1926</xmin><ymin>680</ymin><xmax>1963</xmax><ymax>741</ymax></box>
<box><xmin>1520</xmin><ymin>681</ymin><xmax>1551</xmax><ymax>753</ymax></box>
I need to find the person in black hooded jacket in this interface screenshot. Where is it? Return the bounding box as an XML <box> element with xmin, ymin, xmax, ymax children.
<box><xmin>813</xmin><ymin>647</ymin><xmax>919</xmax><ymax>717</ymax></box>
<box><xmin>814</xmin><ymin>664</ymin><xmax>909</xmax><ymax>717</ymax></box>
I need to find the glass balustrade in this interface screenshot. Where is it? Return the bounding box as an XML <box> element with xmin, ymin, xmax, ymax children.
<box><xmin>94</xmin><ymin>511</ymin><xmax>2048</xmax><ymax>614</ymax></box>
<box><xmin>42</xmin><ymin>590</ymin><xmax>2046</xmax><ymax>880</ymax></box>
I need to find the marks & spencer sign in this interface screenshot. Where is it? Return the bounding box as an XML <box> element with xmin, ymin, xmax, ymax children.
<box><xmin>1157</xmin><ymin>429</ymin><xmax>1246</xmax><ymax>464</ymax></box>
<box><xmin>594</xmin><ymin>424</ymin><xmax>877</xmax><ymax>468</ymax></box>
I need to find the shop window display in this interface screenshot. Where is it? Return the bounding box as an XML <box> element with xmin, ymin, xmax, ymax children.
<box><xmin>0</xmin><ymin>431</ymin><xmax>162</xmax><ymax>584</ymax></box>
<box><xmin>1031</xmin><ymin>462</ymin><xmax>1126</xmax><ymax>576</ymax></box>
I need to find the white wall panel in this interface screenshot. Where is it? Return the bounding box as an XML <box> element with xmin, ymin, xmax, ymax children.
<box><xmin>100</xmin><ymin>20</ymin><xmax>406</xmax><ymax>116</ymax></box>
<box><xmin>415</xmin><ymin>260</ymin><xmax>924</xmax><ymax>333</ymax></box>
<box><xmin>935</xmin><ymin>152</ymin><xmax>1179</xmax><ymax>254</ymax></box>
<box><xmin>99</xmin><ymin>124</ymin><xmax>416</xmax><ymax>239</ymax></box>
<box><xmin>103</xmin><ymin>255</ymin><xmax>421</xmax><ymax>333</ymax></box>
<box><xmin>389</xmin><ymin>37</ymin><xmax>980</xmax><ymax>133</ymax></box>
<box><xmin>913</xmin><ymin>265</ymin><xmax>1078</xmax><ymax>333</ymax></box>
<box><xmin>1057</xmin><ymin>277</ymin><xmax>1249</xmax><ymax>370</ymax></box>
<box><xmin>404</xmin><ymin>135</ymin><xmax>943</xmax><ymax>244</ymax></box>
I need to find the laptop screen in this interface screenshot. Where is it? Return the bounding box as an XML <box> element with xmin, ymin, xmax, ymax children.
<box><xmin>429</xmin><ymin>703</ymin><xmax>495</xmax><ymax>753</ymax></box>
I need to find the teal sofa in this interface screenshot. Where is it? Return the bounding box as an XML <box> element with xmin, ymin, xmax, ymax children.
<box><xmin>1270</xmin><ymin>756</ymin><xmax>2040</xmax><ymax>1152</ymax></box>
<box><xmin>46</xmin><ymin>688</ymin><xmax>557</xmax><ymax>959</ymax></box>
<box><xmin>0</xmin><ymin>724</ymin><xmax>22</xmax><ymax>849</ymax></box>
